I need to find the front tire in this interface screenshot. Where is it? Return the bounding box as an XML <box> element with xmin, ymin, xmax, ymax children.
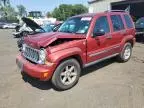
<box><xmin>52</xmin><ymin>59</ymin><xmax>81</xmax><ymax>90</ymax></box>
<box><xmin>117</xmin><ymin>42</ymin><xmax>132</xmax><ymax>62</ymax></box>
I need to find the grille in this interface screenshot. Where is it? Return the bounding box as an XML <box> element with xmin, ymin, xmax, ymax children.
<box><xmin>23</xmin><ymin>45</ymin><xmax>40</xmax><ymax>63</ymax></box>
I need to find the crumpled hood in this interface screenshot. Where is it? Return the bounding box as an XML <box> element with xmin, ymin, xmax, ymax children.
<box><xmin>24</xmin><ymin>32</ymin><xmax>86</xmax><ymax>48</ymax></box>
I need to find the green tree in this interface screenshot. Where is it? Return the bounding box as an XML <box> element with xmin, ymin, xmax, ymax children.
<box><xmin>0</xmin><ymin>0</ymin><xmax>18</xmax><ymax>22</ymax></box>
<box><xmin>17</xmin><ymin>5</ymin><xmax>27</xmax><ymax>17</ymax></box>
<box><xmin>0</xmin><ymin>0</ymin><xmax>10</xmax><ymax>6</ymax></box>
<box><xmin>0</xmin><ymin>0</ymin><xmax>10</xmax><ymax>19</ymax></box>
<box><xmin>52</xmin><ymin>4</ymin><xmax>88</xmax><ymax>21</ymax></box>
<box><xmin>72</xmin><ymin>4</ymin><xmax>88</xmax><ymax>16</ymax></box>
<box><xmin>0</xmin><ymin>5</ymin><xmax>17</xmax><ymax>21</ymax></box>
<box><xmin>46</xmin><ymin>11</ymin><xmax>52</xmax><ymax>18</ymax></box>
<box><xmin>52</xmin><ymin>7</ymin><xmax>61</xmax><ymax>20</ymax></box>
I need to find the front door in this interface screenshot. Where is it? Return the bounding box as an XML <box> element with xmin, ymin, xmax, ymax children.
<box><xmin>87</xmin><ymin>15</ymin><xmax>113</xmax><ymax>63</ymax></box>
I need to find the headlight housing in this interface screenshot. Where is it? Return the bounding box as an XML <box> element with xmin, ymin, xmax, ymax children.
<box><xmin>22</xmin><ymin>44</ymin><xmax>26</xmax><ymax>52</ymax></box>
<box><xmin>38</xmin><ymin>49</ymin><xmax>46</xmax><ymax>64</ymax></box>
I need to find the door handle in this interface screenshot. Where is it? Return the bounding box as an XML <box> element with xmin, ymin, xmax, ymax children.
<box><xmin>121</xmin><ymin>30</ymin><xmax>127</xmax><ymax>35</ymax></box>
<box><xmin>106</xmin><ymin>35</ymin><xmax>112</xmax><ymax>39</ymax></box>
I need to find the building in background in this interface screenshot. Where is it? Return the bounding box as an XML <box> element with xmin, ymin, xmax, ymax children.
<box><xmin>111</xmin><ymin>0</ymin><xmax>144</xmax><ymax>21</ymax></box>
<box><xmin>88</xmin><ymin>0</ymin><xmax>122</xmax><ymax>13</ymax></box>
<box><xmin>88</xmin><ymin>0</ymin><xmax>144</xmax><ymax>21</ymax></box>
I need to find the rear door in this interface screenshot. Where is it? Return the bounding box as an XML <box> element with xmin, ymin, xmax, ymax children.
<box><xmin>109</xmin><ymin>13</ymin><xmax>126</xmax><ymax>53</ymax></box>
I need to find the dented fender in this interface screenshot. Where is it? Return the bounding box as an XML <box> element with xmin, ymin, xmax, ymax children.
<box><xmin>47</xmin><ymin>47</ymin><xmax>86</xmax><ymax>66</ymax></box>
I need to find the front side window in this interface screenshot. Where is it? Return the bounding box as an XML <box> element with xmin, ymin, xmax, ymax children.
<box><xmin>111</xmin><ymin>15</ymin><xmax>124</xmax><ymax>31</ymax></box>
<box><xmin>58</xmin><ymin>17</ymin><xmax>92</xmax><ymax>34</ymax></box>
<box><xmin>93</xmin><ymin>16</ymin><xmax>110</xmax><ymax>34</ymax></box>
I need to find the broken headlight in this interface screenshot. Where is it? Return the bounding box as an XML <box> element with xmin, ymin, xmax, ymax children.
<box><xmin>38</xmin><ymin>49</ymin><xmax>46</xmax><ymax>64</ymax></box>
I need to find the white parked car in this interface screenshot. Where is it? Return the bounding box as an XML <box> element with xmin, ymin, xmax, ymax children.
<box><xmin>2</xmin><ymin>23</ymin><xmax>17</xmax><ymax>29</ymax></box>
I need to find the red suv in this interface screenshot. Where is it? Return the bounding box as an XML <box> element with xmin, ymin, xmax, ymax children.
<box><xmin>16</xmin><ymin>11</ymin><xmax>135</xmax><ymax>90</ymax></box>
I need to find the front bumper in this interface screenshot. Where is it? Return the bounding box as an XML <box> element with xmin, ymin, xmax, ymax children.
<box><xmin>16</xmin><ymin>54</ymin><xmax>56</xmax><ymax>81</ymax></box>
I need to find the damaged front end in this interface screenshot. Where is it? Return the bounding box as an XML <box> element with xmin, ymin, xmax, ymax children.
<box><xmin>48</xmin><ymin>38</ymin><xmax>80</xmax><ymax>46</ymax></box>
<box><xmin>20</xmin><ymin>32</ymin><xmax>86</xmax><ymax>66</ymax></box>
<box><xmin>24</xmin><ymin>32</ymin><xmax>86</xmax><ymax>49</ymax></box>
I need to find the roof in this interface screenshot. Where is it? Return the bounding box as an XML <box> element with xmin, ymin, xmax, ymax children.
<box><xmin>71</xmin><ymin>10</ymin><xmax>127</xmax><ymax>18</ymax></box>
<box><xmin>72</xmin><ymin>13</ymin><xmax>97</xmax><ymax>18</ymax></box>
<box><xmin>71</xmin><ymin>10</ymin><xmax>126</xmax><ymax>18</ymax></box>
<box><xmin>88</xmin><ymin>0</ymin><xmax>105</xmax><ymax>4</ymax></box>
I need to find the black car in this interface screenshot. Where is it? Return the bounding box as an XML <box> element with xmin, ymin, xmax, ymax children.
<box><xmin>135</xmin><ymin>17</ymin><xmax>144</xmax><ymax>33</ymax></box>
<box><xmin>135</xmin><ymin>17</ymin><xmax>144</xmax><ymax>42</ymax></box>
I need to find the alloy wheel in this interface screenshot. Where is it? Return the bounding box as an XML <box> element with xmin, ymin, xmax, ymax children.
<box><xmin>60</xmin><ymin>65</ymin><xmax>77</xmax><ymax>85</ymax></box>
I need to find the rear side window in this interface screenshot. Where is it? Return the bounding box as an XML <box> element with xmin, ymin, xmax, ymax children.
<box><xmin>111</xmin><ymin>15</ymin><xmax>124</xmax><ymax>31</ymax></box>
<box><xmin>124</xmin><ymin>14</ymin><xmax>133</xmax><ymax>28</ymax></box>
<box><xmin>93</xmin><ymin>16</ymin><xmax>110</xmax><ymax>34</ymax></box>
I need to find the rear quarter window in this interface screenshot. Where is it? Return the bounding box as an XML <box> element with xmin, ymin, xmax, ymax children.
<box><xmin>124</xmin><ymin>14</ymin><xmax>134</xmax><ymax>28</ymax></box>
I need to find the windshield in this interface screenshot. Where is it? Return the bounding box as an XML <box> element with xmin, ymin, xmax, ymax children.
<box><xmin>41</xmin><ymin>24</ymin><xmax>53</xmax><ymax>32</ymax></box>
<box><xmin>58</xmin><ymin>17</ymin><xmax>92</xmax><ymax>34</ymax></box>
<box><xmin>35</xmin><ymin>24</ymin><xmax>53</xmax><ymax>33</ymax></box>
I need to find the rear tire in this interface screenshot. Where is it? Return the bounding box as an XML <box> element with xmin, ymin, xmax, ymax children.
<box><xmin>52</xmin><ymin>59</ymin><xmax>81</xmax><ymax>90</ymax></box>
<box><xmin>117</xmin><ymin>42</ymin><xmax>132</xmax><ymax>62</ymax></box>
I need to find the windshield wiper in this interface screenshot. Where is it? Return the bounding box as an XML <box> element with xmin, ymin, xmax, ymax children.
<box><xmin>59</xmin><ymin>30</ymin><xmax>75</xmax><ymax>34</ymax></box>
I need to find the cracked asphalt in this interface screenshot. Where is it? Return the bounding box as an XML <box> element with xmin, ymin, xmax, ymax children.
<box><xmin>0</xmin><ymin>29</ymin><xmax>144</xmax><ymax>108</ymax></box>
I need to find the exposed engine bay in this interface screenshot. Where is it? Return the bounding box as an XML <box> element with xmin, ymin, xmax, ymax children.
<box><xmin>49</xmin><ymin>38</ymin><xmax>76</xmax><ymax>46</ymax></box>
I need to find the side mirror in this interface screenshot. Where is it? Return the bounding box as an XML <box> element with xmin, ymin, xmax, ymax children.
<box><xmin>53</xmin><ymin>27</ymin><xmax>58</xmax><ymax>32</ymax></box>
<box><xmin>52</xmin><ymin>23</ymin><xmax>62</xmax><ymax>32</ymax></box>
<box><xmin>93</xmin><ymin>29</ymin><xmax>105</xmax><ymax>37</ymax></box>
